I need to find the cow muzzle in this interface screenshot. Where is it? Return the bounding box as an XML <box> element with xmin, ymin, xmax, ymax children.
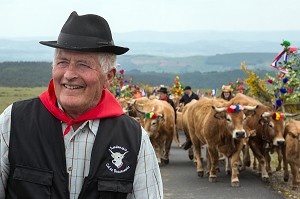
<box><xmin>274</xmin><ymin>138</ymin><xmax>285</xmax><ymax>146</ymax></box>
<box><xmin>233</xmin><ymin>130</ymin><xmax>246</xmax><ymax>139</ymax></box>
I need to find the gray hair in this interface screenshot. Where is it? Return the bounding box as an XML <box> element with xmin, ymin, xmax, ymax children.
<box><xmin>53</xmin><ymin>49</ymin><xmax>117</xmax><ymax>74</ymax></box>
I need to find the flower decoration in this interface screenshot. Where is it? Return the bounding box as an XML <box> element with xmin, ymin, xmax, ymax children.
<box><xmin>276</xmin><ymin>99</ymin><xmax>282</xmax><ymax>107</ymax></box>
<box><xmin>281</xmin><ymin>40</ymin><xmax>291</xmax><ymax>47</ymax></box>
<box><xmin>289</xmin><ymin>47</ymin><xmax>298</xmax><ymax>53</ymax></box>
<box><xmin>282</xmin><ymin>77</ymin><xmax>289</xmax><ymax>84</ymax></box>
<box><xmin>279</xmin><ymin>88</ymin><xmax>287</xmax><ymax>94</ymax></box>
<box><xmin>108</xmin><ymin>64</ymin><xmax>133</xmax><ymax>98</ymax></box>
<box><xmin>267</xmin><ymin>79</ymin><xmax>273</xmax><ymax>84</ymax></box>
<box><xmin>171</xmin><ymin>75</ymin><xmax>184</xmax><ymax>96</ymax></box>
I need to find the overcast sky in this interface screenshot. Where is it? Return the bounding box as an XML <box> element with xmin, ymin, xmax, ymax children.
<box><xmin>1</xmin><ymin>0</ymin><xmax>300</xmax><ymax>38</ymax></box>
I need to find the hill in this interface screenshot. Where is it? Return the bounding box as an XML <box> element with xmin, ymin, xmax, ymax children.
<box><xmin>1</xmin><ymin>30</ymin><xmax>300</xmax><ymax>61</ymax></box>
<box><xmin>0</xmin><ymin>61</ymin><xmax>275</xmax><ymax>89</ymax></box>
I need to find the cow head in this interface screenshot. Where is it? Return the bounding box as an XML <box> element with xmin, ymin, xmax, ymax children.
<box><xmin>143</xmin><ymin>109</ymin><xmax>164</xmax><ymax>137</ymax></box>
<box><xmin>259</xmin><ymin>112</ymin><xmax>298</xmax><ymax>146</ymax></box>
<box><xmin>134</xmin><ymin>105</ymin><xmax>164</xmax><ymax>137</ymax></box>
<box><xmin>213</xmin><ymin>104</ymin><xmax>257</xmax><ymax>139</ymax></box>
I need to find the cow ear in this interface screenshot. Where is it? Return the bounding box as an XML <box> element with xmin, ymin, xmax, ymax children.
<box><xmin>244</xmin><ymin>110</ymin><xmax>256</xmax><ymax>117</ymax></box>
<box><xmin>214</xmin><ymin>112</ymin><xmax>226</xmax><ymax>120</ymax></box>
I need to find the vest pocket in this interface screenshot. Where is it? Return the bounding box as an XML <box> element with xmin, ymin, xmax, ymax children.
<box><xmin>98</xmin><ymin>177</ymin><xmax>133</xmax><ymax>199</ymax></box>
<box><xmin>12</xmin><ymin>165</ymin><xmax>53</xmax><ymax>199</ymax></box>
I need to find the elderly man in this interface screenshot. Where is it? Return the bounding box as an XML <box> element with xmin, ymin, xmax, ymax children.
<box><xmin>0</xmin><ymin>11</ymin><xmax>163</xmax><ymax>199</ymax></box>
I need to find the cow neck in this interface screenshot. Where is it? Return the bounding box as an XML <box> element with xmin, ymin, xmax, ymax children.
<box><xmin>39</xmin><ymin>80</ymin><xmax>124</xmax><ymax>136</ymax></box>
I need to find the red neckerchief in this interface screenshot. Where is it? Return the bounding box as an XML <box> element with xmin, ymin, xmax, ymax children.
<box><xmin>39</xmin><ymin>80</ymin><xmax>124</xmax><ymax>136</ymax></box>
<box><xmin>161</xmin><ymin>97</ymin><xmax>168</xmax><ymax>101</ymax></box>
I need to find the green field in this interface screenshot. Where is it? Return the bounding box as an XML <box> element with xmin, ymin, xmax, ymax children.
<box><xmin>0</xmin><ymin>87</ymin><xmax>46</xmax><ymax>113</ymax></box>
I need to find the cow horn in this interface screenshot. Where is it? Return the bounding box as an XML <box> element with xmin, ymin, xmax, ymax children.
<box><xmin>157</xmin><ymin>113</ymin><xmax>164</xmax><ymax>118</ymax></box>
<box><xmin>244</xmin><ymin>105</ymin><xmax>258</xmax><ymax>110</ymax></box>
<box><xmin>133</xmin><ymin>102</ymin><xmax>146</xmax><ymax>115</ymax></box>
<box><xmin>262</xmin><ymin>112</ymin><xmax>271</xmax><ymax>118</ymax></box>
<box><xmin>212</xmin><ymin>106</ymin><xmax>227</xmax><ymax>112</ymax></box>
<box><xmin>284</xmin><ymin>113</ymin><xmax>299</xmax><ymax>117</ymax></box>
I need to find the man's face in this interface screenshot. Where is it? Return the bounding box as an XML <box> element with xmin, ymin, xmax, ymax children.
<box><xmin>52</xmin><ymin>49</ymin><xmax>114</xmax><ymax>117</ymax></box>
<box><xmin>184</xmin><ymin>89</ymin><xmax>190</xmax><ymax>95</ymax></box>
<box><xmin>158</xmin><ymin>92</ymin><xmax>167</xmax><ymax>99</ymax></box>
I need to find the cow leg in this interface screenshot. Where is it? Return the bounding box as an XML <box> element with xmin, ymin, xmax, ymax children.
<box><xmin>290</xmin><ymin>163</ymin><xmax>300</xmax><ymax>190</ymax></box>
<box><xmin>191</xmin><ymin>138</ymin><xmax>204</xmax><ymax>177</ymax></box>
<box><xmin>230</xmin><ymin>144</ymin><xmax>244</xmax><ymax>187</ymax></box>
<box><xmin>276</xmin><ymin>147</ymin><xmax>283</xmax><ymax>171</ymax></box>
<box><xmin>207</xmin><ymin>145</ymin><xmax>219</xmax><ymax>183</ymax></box>
<box><xmin>241</xmin><ymin>144</ymin><xmax>251</xmax><ymax>171</ymax></box>
<box><xmin>188</xmin><ymin>147</ymin><xmax>194</xmax><ymax>160</ymax></box>
<box><xmin>206</xmin><ymin>147</ymin><xmax>211</xmax><ymax>176</ymax></box>
<box><xmin>282</xmin><ymin>144</ymin><xmax>289</xmax><ymax>182</ymax></box>
<box><xmin>225</xmin><ymin>157</ymin><xmax>231</xmax><ymax>175</ymax></box>
<box><xmin>151</xmin><ymin>138</ymin><xmax>162</xmax><ymax>165</ymax></box>
<box><xmin>174</xmin><ymin>129</ymin><xmax>181</xmax><ymax>148</ymax></box>
<box><xmin>253</xmin><ymin>157</ymin><xmax>257</xmax><ymax>170</ymax></box>
<box><xmin>162</xmin><ymin>136</ymin><xmax>173</xmax><ymax>165</ymax></box>
<box><xmin>249</xmin><ymin>142</ymin><xmax>269</xmax><ymax>182</ymax></box>
<box><xmin>265</xmin><ymin>150</ymin><xmax>272</xmax><ymax>175</ymax></box>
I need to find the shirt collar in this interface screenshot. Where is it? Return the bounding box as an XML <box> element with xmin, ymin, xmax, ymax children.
<box><xmin>58</xmin><ymin>102</ymin><xmax>99</xmax><ymax>137</ymax></box>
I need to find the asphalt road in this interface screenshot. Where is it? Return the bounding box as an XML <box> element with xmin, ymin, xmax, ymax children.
<box><xmin>160</xmin><ymin>135</ymin><xmax>286</xmax><ymax>199</ymax></box>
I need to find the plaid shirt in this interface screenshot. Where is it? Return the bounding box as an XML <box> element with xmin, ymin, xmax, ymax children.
<box><xmin>0</xmin><ymin>104</ymin><xmax>163</xmax><ymax>199</ymax></box>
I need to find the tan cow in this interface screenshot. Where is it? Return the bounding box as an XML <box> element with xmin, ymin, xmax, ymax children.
<box><xmin>135</xmin><ymin>99</ymin><xmax>176</xmax><ymax>165</ymax></box>
<box><xmin>229</xmin><ymin>93</ymin><xmax>297</xmax><ymax>182</ymax></box>
<box><xmin>283</xmin><ymin>119</ymin><xmax>300</xmax><ymax>189</ymax></box>
<box><xmin>187</xmin><ymin>97</ymin><xmax>257</xmax><ymax>187</ymax></box>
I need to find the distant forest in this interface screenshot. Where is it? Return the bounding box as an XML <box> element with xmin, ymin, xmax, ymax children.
<box><xmin>0</xmin><ymin>61</ymin><xmax>275</xmax><ymax>89</ymax></box>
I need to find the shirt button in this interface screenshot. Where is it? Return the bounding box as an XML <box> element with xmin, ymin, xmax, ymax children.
<box><xmin>68</xmin><ymin>167</ymin><xmax>73</xmax><ymax>171</ymax></box>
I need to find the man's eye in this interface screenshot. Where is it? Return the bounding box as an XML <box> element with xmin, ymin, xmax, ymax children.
<box><xmin>79</xmin><ymin>63</ymin><xmax>91</xmax><ymax>69</ymax></box>
<box><xmin>56</xmin><ymin>61</ymin><xmax>68</xmax><ymax>67</ymax></box>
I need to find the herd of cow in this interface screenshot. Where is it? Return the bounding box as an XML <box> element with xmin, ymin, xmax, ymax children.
<box><xmin>118</xmin><ymin>93</ymin><xmax>300</xmax><ymax>189</ymax></box>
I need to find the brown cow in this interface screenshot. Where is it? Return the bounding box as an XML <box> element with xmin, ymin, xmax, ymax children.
<box><xmin>135</xmin><ymin>99</ymin><xmax>175</xmax><ymax>165</ymax></box>
<box><xmin>229</xmin><ymin>93</ymin><xmax>297</xmax><ymax>182</ymax></box>
<box><xmin>283</xmin><ymin>119</ymin><xmax>300</xmax><ymax>189</ymax></box>
<box><xmin>187</xmin><ymin>97</ymin><xmax>257</xmax><ymax>187</ymax></box>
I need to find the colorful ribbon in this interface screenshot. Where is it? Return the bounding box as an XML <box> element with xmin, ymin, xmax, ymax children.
<box><xmin>227</xmin><ymin>104</ymin><xmax>244</xmax><ymax>113</ymax></box>
<box><xmin>272</xmin><ymin>112</ymin><xmax>286</xmax><ymax>120</ymax></box>
<box><xmin>145</xmin><ymin>112</ymin><xmax>157</xmax><ymax>119</ymax></box>
<box><xmin>270</xmin><ymin>50</ymin><xmax>288</xmax><ymax>74</ymax></box>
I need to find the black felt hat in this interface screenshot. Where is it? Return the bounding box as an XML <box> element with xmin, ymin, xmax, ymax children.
<box><xmin>157</xmin><ymin>87</ymin><xmax>168</xmax><ymax>94</ymax></box>
<box><xmin>39</xmin><ymin>11</ymin><xmax>129</xmax><ymax>55</ymax></box>
<box><xmin>184</xmin><ymin>86</ymin><xmax>191</xmax><ymax>90</ymax></box>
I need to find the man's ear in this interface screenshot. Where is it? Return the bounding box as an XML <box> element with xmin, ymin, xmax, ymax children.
<box><xmin>104</xmin><ymin>68</ymin><xmax>116</xmax><ymax>88</ymax></box>
<box><xmin>107</xmin><ymin>68</ymin><xmax>116</xmax><ymax>82</ymax></box>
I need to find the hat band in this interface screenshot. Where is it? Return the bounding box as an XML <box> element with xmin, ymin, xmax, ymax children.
<box><xmin>57</xmin><ymin>32</ymin><xmax>114</xmax><ymax>48</ymax></box>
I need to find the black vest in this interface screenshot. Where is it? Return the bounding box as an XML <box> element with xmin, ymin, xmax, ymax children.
<box><xmin>6</xmin><ymin>98</ymin><xmax>142</xmax><ymax>199</ymax></box>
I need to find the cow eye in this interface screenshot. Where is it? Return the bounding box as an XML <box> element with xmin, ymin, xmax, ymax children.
<box><xmin>226</xmin><ymin>118</ymin><xmax>231</xmax><ymax>122</ymax></box>
<box><xmin>151</xmin><ymin>121</ymin><xmax>157</xmax><ymax>126</ymax></box>
<box><xmin>269</xmin><ymin>124</ymin><xmax>273</xmax><ymax>128</ymax></box>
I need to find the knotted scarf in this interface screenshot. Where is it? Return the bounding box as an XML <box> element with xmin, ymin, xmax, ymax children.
<box><xmin>39</xmin><ymin>80</ymin><xmax>124</xmax><ymax>136</ymax></box>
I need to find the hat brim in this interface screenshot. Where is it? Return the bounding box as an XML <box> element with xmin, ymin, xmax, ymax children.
<box><xmin>157</xmin><ymin>90</ymin><xmax>168</xmax><ymax>94</ymax></box>
<box><xmin>39</xmin><ymin>41</ymin><xmax>129</xmax><ymax>55</ymax></box>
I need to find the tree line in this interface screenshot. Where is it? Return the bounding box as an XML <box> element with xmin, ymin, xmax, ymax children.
<box><xmin>0</xmin><ymin>61</ymin><xmax>274</xmax><ymax>89</ymax></box>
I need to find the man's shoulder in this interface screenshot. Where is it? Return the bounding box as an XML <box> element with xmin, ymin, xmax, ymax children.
<box><xmin>192</xmin><ymin>93</ymin><xmax>199</xmax><ymax>99</ymax></box>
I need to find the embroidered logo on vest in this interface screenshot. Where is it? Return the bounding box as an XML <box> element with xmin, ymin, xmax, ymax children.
<box><xmin>106</xmin><ymin>145</ymin><xmax>130</xmax><ymax>173</ymax></box>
